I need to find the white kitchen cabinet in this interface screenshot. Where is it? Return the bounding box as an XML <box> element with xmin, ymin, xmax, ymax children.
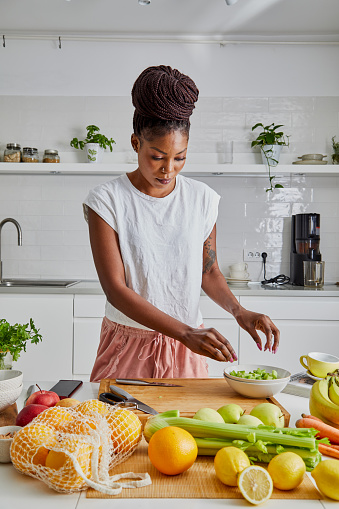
<box><xmin>73</xmin><ymin>295</ymin><xmax>106</xmax><ymax>381</ymax></box>
<box><xmin>0</xmin><ymin>294</ymin><xmax>73</xmax><ymax>380</ymax></box>
<box><xmin>200</xmin><ymin>296</ymin><xmax>239</xmax><ymax>378</ymax></box>
<box><xmin>238</xmin><ymin>296</ymin><xmax>339</xmax><ymax>375</ymax></box>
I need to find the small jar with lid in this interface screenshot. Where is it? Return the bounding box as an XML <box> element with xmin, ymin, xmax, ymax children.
<box><xmin>4</xmin><ymin>143</ymin><xmax>21</xmax><ymax>162</ymax></box>
<box><xmin>22</xmin><ymin>147</ymin><xmax>39</xmax><ymax>163</ymax></box>
<box><xmin>43</xmin><ymin>149</ymin><xmax>60</xmax><ymax>163</ymax></box>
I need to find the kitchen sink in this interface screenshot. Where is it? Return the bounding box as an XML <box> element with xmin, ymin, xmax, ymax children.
<box><xmin>0</xmin><ymin>279</ymin><xmax>80</xmax><ymax>288</ymax></box>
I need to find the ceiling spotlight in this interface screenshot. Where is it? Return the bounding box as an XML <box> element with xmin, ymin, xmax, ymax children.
<box><xmin>225</xmin><ymin>0</ymin><xmax>238</xmax><ymax>5</ymax></box>
<box><xmin>138</xmin><ymin>0</ymin><xmax>151</xmax><ymax>5</ymax></box>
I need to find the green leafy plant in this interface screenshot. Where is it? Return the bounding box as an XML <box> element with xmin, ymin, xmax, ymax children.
<box><xmin>0</xmin><ymin>318</ymin><xmax>43</xmax><ymax>367</ymax></box>
<box><xmin>251</xmin><ymin>123</ymin><xmax>290</xmax><ymax>192</ymax></box>
<box><xmin>70</xmin><ymin>125</ymin><xmax>116</xmax><ymax>152</ymax></box>
<box><xmin>332</xmin><ymin>136</ymin><xmax>339</xmax><ymax>154</ymax></box>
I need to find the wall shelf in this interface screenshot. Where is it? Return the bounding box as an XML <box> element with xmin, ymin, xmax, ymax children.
<box><xmin>0</xmin><ymin>162</ymin><xmax>338</xmax><ymax>177</ymax></box>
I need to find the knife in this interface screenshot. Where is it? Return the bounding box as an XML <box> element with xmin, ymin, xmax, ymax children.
<box><xmin>116</xmin><ymin>378</ymin><xmax>182</xmax><ymax>387</ymax></box>
<box><xmin>24</xmin><ymin>384</ymin><xmax>36</xmax><ymax>405</ymax></box>
<box><xmin>102</xmin><ymin>385</ymin><xmax>158</xmax><ymax>415</ymax></box>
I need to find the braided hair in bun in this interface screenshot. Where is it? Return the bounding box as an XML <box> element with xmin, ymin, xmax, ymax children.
<box><xmin>132</xmin><ymin>65</ymin><xmax>199</xmax><ymax>140</ymax></box>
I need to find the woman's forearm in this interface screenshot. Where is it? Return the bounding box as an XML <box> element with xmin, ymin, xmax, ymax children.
<box><xmin>201</xmin><ymin>267</ymin><xmax>244</xmax><ymax>318</ymax></box>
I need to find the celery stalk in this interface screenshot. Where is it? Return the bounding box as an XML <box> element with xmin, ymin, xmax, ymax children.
<box><xmin>160</xmin><ymin>416</ymin><xmax>316</xmax><ymax>450</ymax></box>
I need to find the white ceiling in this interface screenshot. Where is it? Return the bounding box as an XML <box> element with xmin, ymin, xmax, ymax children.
<box><xmin>1</xmin><ymin>0</ymin><xmax>339</xmax><ymax>41</ymax></box>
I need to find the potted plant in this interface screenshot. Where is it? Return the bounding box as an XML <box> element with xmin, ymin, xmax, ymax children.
<box><xmin>70</xmin><ymin>125</ymin><xmax>116</xmax><ymax>163</ymax></box>
<box><xmin>251</xmin><ymin>123</ymin><xmax>290</xmax><ymax>192</ymax></box>
<box><xmin>0</xmin><ymin>318</ymin><xmax>42</xmax><ymax>369</ymax></box>
<box><xmin>331</xmin><ymin>136</ymin><xmax>339</xmax><ymax>165</ymax></box>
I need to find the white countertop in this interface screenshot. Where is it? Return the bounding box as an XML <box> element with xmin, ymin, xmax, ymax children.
<box><xmin>1</xmin><ymin>279</ymin><xmax>339</xmax><ymax>297</ymax></box>
<box><xmin>0</xmin><ymin>381</ymin><xmax>333</xmax><ymax>508</ymax></box>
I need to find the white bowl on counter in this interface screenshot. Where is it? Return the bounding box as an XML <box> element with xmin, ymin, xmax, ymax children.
<box><xmin>0</xmin><ymin>370</ymin><xmax>23</xmax><ymax>392</ymax></box>
<box><xmin>0</xmin><ymin>426</ymin><xmax>22</xmax><ymax>463</ymax></box>
<box><xmin>223</xmin><ymin>364</ymin><xmax>291</xmax><ymax>398</ymax></box>
<box><xmin>0</xmin><ymin>384</ymin><xmax>23</xmax><ymax>412</ymax></box>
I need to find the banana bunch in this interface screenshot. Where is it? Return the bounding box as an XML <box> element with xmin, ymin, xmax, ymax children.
<box><xmin>309</xmin><ymin>374</ymin><xmax>339</xmax><ymax>428</ymax></box>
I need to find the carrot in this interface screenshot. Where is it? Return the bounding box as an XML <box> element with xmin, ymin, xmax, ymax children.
<box><xmin>318</xmin><ymin>443</ymin><xmax>339</xmax><ymax>459</ymax></box>
<box><xmin>295</xmin><ymin>417</ymin><xmax>339</xmax><ymax>444</ymax></box>
<box><xmin>301</xmin><ymin>413</ymin><xmax>323</xmax><ymax>422</ymax></box>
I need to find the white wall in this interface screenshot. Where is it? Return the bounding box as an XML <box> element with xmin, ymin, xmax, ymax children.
<box><xmin>0</xmin><ymin>40</ymin><xmax>338</xmax><ymax>283</ymax></box>
<box><xmin>1</xmin><ymin>39</ymin><xmax>339</xmax><ymax>96</ymax></box>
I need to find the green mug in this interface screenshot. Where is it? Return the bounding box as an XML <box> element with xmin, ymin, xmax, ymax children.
<box><xmin>300</xmin><ymin>351</ymin><xmax>339</xmax><ymax>378</ymax></box>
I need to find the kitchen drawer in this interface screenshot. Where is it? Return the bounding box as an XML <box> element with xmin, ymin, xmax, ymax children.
<box><xmin>239</xmin><ymin>320</ymin><xmax>339</xmax><ymax>374</ymax></box>
<box><xmin>73</xmin><ymin>318</ymin><xmax>102</xmax><ymax>374</ymax></box>
<box><xmin>74</xmin><ymin>295</ymin><xmax>106</xmax><ymax>318</ymax></box>
<box><xmin>200</xmin><ymin>295</ymin><xmax>239</xmax><ymax>319</ymax></box>
<box><xmin>239</xmin><ymin>296</ymin><xmax>339</xmax><ymax>321</ymax></box>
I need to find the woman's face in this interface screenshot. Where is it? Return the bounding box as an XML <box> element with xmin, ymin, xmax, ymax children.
<box><xmin>130</xmin><ymin>130</ymin><xmax>188</xmax><ymax>197</ymax></box>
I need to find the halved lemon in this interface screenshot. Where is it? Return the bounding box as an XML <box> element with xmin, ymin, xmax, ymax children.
<box><xmin>237</xmin><ymin>465</ymin><xmax>273</xmax><ymax>505</ymax></box>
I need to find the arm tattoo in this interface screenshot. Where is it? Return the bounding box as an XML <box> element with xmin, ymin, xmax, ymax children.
<box><xmin>203</xmin><ymin>234</ymin><xmax>216</xmax><ymax>273</ymax></box>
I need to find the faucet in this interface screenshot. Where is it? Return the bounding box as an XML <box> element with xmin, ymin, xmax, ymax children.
<box><xmin>0</xmin><ymin>218</ymin><xmax>22</xmax><ymax>282</ymax></box>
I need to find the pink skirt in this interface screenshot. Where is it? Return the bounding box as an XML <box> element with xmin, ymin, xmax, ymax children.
<box><xmin>90</xmin><ymin>316</ymin><xmax>209</xmax><ymax>382</ymax></box>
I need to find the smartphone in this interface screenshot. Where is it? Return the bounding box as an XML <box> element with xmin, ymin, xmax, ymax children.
<box><xmin>49</xmin><ymin>380</ymin><xmax>83</xmax><ymax>400</ymax></box>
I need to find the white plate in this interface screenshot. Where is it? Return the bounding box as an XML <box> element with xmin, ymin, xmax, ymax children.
<box><xmin>306</xmin><ymin>370</ymin><xmax>323</xmax><ymax>381</ymax></box>
<box><xmin>292</xmin><ymin>160</ymin><xmax>327</xmax><ymax>165</ymax></box>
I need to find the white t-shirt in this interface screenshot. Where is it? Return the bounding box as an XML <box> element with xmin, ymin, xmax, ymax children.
<box><xmin>83</xmin><ymin>174</ymin><xmax>220</xmax><ymax>330</ymax></box>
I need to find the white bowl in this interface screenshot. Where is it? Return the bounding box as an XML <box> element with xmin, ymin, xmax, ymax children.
<box><xmin>0</xmin><ymin>370</ymin><xmax>23</xmax><ymax>392</ymax></box>
<box><xmin>223</xmin><ymin>364</ymin><xmax>290</xmax><ymax>398</ymax></box>
<box><xmin>0</xmin><ymin>383</ymin><xmax>23</xmax><ymax>412</ymax></box>
<box><xmin>298</xmin><ymin>154</ymin><xmax>326</xmax><ymax>161</ymax></box>
<box><xmin>0</xmin><ymin>426</ymin><xmax>22</xmax><ymax>463</ymax></box>
<box><xmin>224</xmin><ymin>364</ymin><xmax>291</xmax><ymax>383</ymax></box>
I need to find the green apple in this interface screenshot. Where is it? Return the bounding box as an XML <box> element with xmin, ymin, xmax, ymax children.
<box><xmin>217</xmin><ymin>403</ymin><xmax>244</xmax><ymax>423</ymax></box>
<box><xmin>237</xmin><ymin>414</ymin><xmax>263</xmax><ymax>427</ymax></box>
<box><xmin>193</xmin><ymin>407</ymin><xmax>225</xmax><ymax>423</ymax></box>
<box><xmin>250</xmin><ymin>403</ymin><xmax>284</xmax><ymax>428</ymax></box>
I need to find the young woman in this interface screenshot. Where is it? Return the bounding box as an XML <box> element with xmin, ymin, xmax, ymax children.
<box><xmin>83</xmin><ymin>65</ymin><xmax>280</xmax><ymax>382</ymax></box>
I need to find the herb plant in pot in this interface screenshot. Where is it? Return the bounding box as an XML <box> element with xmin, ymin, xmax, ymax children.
<box><xmin>332</xmin><ymin>136</ymin><xmax>339</xmax><ymax>165</ymax></box>
<box><xmin>0</xmin><ymin>318</ymin><xmax>42</xmax><ymax>369</ymax></box>
<box><xmin>251</xmin><ymin>123</ymin><xmax>290</xmax><ymax>192</ymax></box>
<box><xmin>70</xmin><ymin>125</ymin><xmax>116</xmax><ymax>163</ymax></box>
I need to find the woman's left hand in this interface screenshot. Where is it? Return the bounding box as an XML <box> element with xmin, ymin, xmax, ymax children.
<box><xmin>234</xmin><ymin>308</ymin><xmax>280</xmax><ymax>353</ymax></box>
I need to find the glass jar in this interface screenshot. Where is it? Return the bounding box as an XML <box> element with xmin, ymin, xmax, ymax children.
<box><xmin>43</xmin><ymin>149</ymin><xmax>60</xmax><ymax>163</ymax></box>
<box><xmin>4</xmin><ymin>143</ymin><xmax>21</xmax><ymax>162</ymax></box>
<box><xmin>22</xmin><ymin>147</ymin><xmax>39</xmax><ymax>163</ymax></box>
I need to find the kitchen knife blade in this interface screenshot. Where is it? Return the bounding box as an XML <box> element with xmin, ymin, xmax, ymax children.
<box><xmin>24</xmin><ymin>384</ymin><xmax>36</xmax><ymax>405</ymax></box>
<box><xmin>116</xmin><ymin>378</ymin><xmax>182</xmax><ymax>387</ymax></box>
<box><xmin>109</xmin><ymin>385</ymin><xmax>158</xmax><ymax>415</ymax></box>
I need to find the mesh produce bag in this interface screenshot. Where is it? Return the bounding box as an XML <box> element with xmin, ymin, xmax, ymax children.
<box><xmin>10</xmin><ymin>400</ymin><xmax>151</xmax><ymax>495</ymax></box>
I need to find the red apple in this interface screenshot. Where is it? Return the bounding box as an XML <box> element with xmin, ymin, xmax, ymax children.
<box><xmin>16</xmin><ymin>404</ymin><xmax>49</xmax><ymax>427</ymax></box>
<box><xmin>25</xmin><ymin>384</ymin><xmax>60</xmax><ymax>407</ymax></box>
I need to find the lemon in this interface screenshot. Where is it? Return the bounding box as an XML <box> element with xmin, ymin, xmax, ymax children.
<box><xmin>267</xmin><ymin>452</ymin><xmax>306</xmax><ymax>490</ymax></box>
<box><xmin>311</xmin><ymin>459</ymin><xmax>339</xmax><ymax>500</ymax></box>
<box><xmin>214</xmin><ymin>446</ymin><xmax>250</xmax><ymax>486</ymax></box>
<box><xmin>238</xmin><ymin>465</ymin><xmax>273</xmax><ymax>505</ymax></box>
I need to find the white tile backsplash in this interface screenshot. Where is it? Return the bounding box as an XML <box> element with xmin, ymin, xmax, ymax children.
<box><xmin>0</xmin><ymin>95</ymin><xmax>338</xmax><ymax>283</ymax></box>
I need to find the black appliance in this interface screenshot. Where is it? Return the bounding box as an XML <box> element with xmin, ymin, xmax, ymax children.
<box><xmin>290</xmin><ymin>213</ymin><xmax>321</xmax><ymax>286</ymax></box>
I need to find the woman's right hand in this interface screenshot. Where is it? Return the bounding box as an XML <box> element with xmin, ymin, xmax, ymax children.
<box><xmin>179</xmin><ymin>327</ymin><xmax>237</xmax><ymax>363</ymax></box>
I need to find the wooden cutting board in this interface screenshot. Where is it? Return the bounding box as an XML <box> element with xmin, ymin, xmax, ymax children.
<box><xmin>87</xmin><ymin>438</ymin><xmax>321</xmax><ymax>500</ymax></box>
<box><xmin>87</xmin><ymin>379</ymin><xmax>321</xmax><ymax>500</ymax></box>
<box><xmin>0</xmin><ymin>403</ymin><xmax>17</xmax><ymax>427</ymax></box>
<box><xmin>98</xmin><ymin>378</ymin><xmax>290</xmax><ymax>426</ymax></box>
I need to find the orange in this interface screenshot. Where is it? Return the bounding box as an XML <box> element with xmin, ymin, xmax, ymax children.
<box><xmin>44</xmin><ymin>435</ymin><xmax>93</xmax><ymax>492</ymax></box>
<box><xmin>147</xmin><ymin>426</ymin><xmax>198</xmax><ymax>475</ymax></box>
<box><xmin>75</xmin><ymin>399</ymin><xmax>109</xmax><ymax>417</ymax></box>
<box><xmin>10</xmin><ymin>424</ymin><xmax>57</xmax><ymax>473</ymax></box>
<box><xmin>59</xmin><ymin>416</ymin><xmax>98</xmax><ymax>435</ymax></box>
<box><xmin>33</xmin><ymin>406</ymin><xmax>74</xmax><ymax>430</ymax></box>
<box><xmin>105</xmin><ymin>407</ymin><xmax>142</xmax><ymax>454</ymax></box>
<box><xmin>55</xmin><ymin>398</ymin><xmax>80</xmax><ymax>408</ymax></box>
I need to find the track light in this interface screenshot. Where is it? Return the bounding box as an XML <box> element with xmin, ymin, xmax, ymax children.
<box><xmin>225</xmin><ymin>0</ymin><xmax>239</xmax><ymax>5</ymax></box>
<box><xmin>138</xmin><ymin>0</ymin><xmax>151</xmax><ymax>5</ymax></box>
